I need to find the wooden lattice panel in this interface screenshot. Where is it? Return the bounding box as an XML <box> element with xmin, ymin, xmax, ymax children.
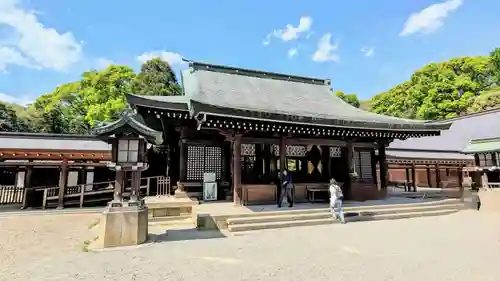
<box><xmin>187</xmin><ymin>146</ymin><xmax>205</xmax><ymax>180</ymax></box>
<box><xmin>359</xmin><ymin>151</ymin><xmax>372</xmax><ymax>179</ymax></box>
<box><xmin>241</xmin><ymin>144</ymin><xmax>255</xmax><ymax>156</ymax></box>
<box><xmin>187</xmin><ymin>145</ymin><xmax>223</xmax><ymax>181</ymax></box>
<box><xmin>272</xmin><ymin>145</ymin><xmax>307</xmax><ymax>157</ymax></box>
<box><xmin>204</xmin><ymin>146</ymin><xmax>222</xmax><ymax>180</ymax></box>
<box><xmin>329</xmin><ymin>146</ymin><xmax>342</xmax><ymax>158</ymax></box>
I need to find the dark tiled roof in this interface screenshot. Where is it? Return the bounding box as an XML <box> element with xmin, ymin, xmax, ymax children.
<box><xmin>91</xmin><ymin>112</ymin><xmax>163</xmax><ymax>145</ymax></box>
<box><xmin>127</xmin><ymin>61</ymin><xmax>451</xmax><ymax>132</ymax></box>
<box><xmin>389</xmin><ymin>108</ymin><xmax>500</xmax><ymax>152</ymax></box>
<box><xmin>0</xmin><ymin>132</ymin><xmax>110</xmax><ymax>151</ymax></box>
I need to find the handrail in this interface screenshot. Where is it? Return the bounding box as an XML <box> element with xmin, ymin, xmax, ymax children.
<box><xmin>41</xmin><ymin>175</ymin><xmax>168</xmax><ymax>209</ymax></box>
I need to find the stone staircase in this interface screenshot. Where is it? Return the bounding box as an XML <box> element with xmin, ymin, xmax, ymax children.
<box><xmin>226</xmin><ymin>199</ymin><xmax>464</xmax><ymax>232</ymax></box>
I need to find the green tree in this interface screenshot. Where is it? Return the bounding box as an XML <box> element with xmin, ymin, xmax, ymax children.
<box><xmin>490</xmin><ymin>47</ymin><xmax>500</xmax><ymax>84</ymax></box>
<box><xmin>30</xmin><ymin>65</ymin><xmax>136</xmax><ymax>132</ymax></box>
<box><xmin>335</xmin><ymin>90</ymin><xmax>360</xmax><ymax>108</ymax></box>
<box><xmin>132</xmin><ymin>58</ymin><xmax>182</xmax><ymax>96</ymax></box>
<box><xmin>370</xmin><ymin>56</ymin><xmax>494</xmax><ymax>120</ymax></box>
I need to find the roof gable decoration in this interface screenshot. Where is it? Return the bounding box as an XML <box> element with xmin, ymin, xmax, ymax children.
<box><xmin>463</xmin><ymin>137</ymin><xmax>500</xmax><ymax>154</ymax></box>
<box><xmin>91</xmin><ymin>110</ymin><xmax>164</xmax><ymax>145</ymax></box>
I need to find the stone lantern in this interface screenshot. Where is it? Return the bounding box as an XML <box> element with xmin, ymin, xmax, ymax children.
<box><xmin>92</xmin><ymin>111</ymin><xmax>163</xmax><ymax>248</ymax></box>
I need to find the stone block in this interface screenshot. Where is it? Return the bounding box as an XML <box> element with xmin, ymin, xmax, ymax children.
<box><xmin>98</xmin><ymin>205</ymin><xmax>149</xmax><ymax>248</ymax></box>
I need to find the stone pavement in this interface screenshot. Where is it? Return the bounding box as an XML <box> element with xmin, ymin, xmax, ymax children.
<box><xmin>1</xmin><ymin>210</ymin><xmax>500</xmax><ymax>281</ymax></box>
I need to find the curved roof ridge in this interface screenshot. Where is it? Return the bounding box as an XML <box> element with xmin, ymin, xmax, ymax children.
<box><xmin>186</xmin><ymin>60</ymin><xmax>330</xmax><ymax>86</ymax></box>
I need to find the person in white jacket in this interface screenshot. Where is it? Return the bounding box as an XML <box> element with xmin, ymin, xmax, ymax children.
<box><xmin>329</xmin><ymin>178</ymin><xmax>345</xmax><ymax>224</ymax></box>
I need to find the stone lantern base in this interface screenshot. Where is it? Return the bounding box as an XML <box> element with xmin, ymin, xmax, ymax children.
<box><xmin>97</xmin><ymin>201</ymin><xmax>149</xmax><ymax>248</ymax></box>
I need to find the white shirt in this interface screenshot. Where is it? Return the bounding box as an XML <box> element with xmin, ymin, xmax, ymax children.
<box><xmin>329</xmin><ymin>183</ymin><xmax>342</xmax><ymax>202</ymax></box>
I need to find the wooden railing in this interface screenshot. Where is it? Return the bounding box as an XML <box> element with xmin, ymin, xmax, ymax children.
<box><xmin>0</xmin><ymin>185</ymin><xmax>25</xmax><ymax>205</ymax></box>
<box><xmin>41</xmin><ymin>176</ymin><xmax>169</xmax><ymax>209</ymax></box>
<box><xmin>487</xmin><ymin>182</ymin><xmax>500</xmax><ymax>189</ymax></box>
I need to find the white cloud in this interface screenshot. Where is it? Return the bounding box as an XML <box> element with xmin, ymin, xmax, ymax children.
<box><xmin>0</xmin><ymin>0</ymin><xmax>82</xmax><ymax>71</ymax></box>
<box><xmin>0</xmin><ymin>46</ymin><xmax>37</xmax><ymax>71</ymax></box>
<box><xmin>400</xmin><ymin>0</ymin><xmax>462</xmax><ymax>36</ymax></box>
<box><xmin>137</xmin><ymin>51</ymin><xmax>186</xmax><ymax>66</ymax></box>
<box><xmin>288</xmin><ymin>48</ymin><xmax>298</xmax><ymax>58</ymax></box>
<box><xmin>361</xmin><ymin>47</ymin><xmax>375</xmax><ymax>57</ymax></box>
<box><xmin>263</xmin><ymin>16</ymin><xmax>312</xmax><ymax>45</ymax></box>
<box><xmin>0</xmin><ymin>92</ymin><xmax>32</xmax><ymax>105</ymax></box>
<box><xmin>312</xmin><ymin>33</ymin><xmax>339</xmax><ymax>62</ymax></box>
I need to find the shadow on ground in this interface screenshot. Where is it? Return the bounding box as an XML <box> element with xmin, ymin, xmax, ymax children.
<box><xmin>148</xmin><ymin>228</ymin><xmax>227</xmax><ymax>243</ymax></box>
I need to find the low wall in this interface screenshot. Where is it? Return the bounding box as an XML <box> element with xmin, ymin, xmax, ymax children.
<box><xmin>350</xmin><ymin>182</ymin><xmax>386</xmax><ymax>201</ymax></box>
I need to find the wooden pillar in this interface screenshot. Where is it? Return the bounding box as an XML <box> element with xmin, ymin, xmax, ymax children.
<box><xmin>279</xmin><ymin>135</ymin><xmax>286</xmax><ymax>182</ymax></box>
<box><xmin>233</xmin><ymin>134</ymin><xmax>242</xmax><ymax>205</ymax></box>
<box><xmin>411</xmin><ymin>163</ymin><xmax>417</xmax><ymax>192</ymax></box>
<box><xmin>378</xmin><ymin>143</ymin><xmax>387</xmax><ymax>190</ymax></box>
<box><xmin>458</xmin><ymin>165</ymin><xmax>464</xmax><ymax>202</ymax></box>
<box><xmin>21</xmin><ymin>165</ymin><xmax>33</xmax><ymax>209</ymax></box>
<box><xmin>178</xmin><ymin>127</ymin><xmax>188</xmax><ymax>182</ymax></box>
<box><xmin>492</xmin><ymin>152</ymin><xmax>498</xmax><ymax>167</ymax></box>
<box><xmin>113</xmin><ymin>170</ymin><xmax>125</xmax><ymax>202</ymax></box>
<box><xmin>57</xmin><ymin>159</ymin><xmax>69</xmax><ymax>209</ymax></box>
<box><xmin>345</xmin><ymin>142</ymin><xmax>354</xmax><ymax>199</ymax></box>
<box><xmin>130</xmin><ymin>171</ymin><xmax>141</xmax><ymax>202</ymax></box>
<box><xmin>254</xmin><ymin>144</ymin><xmax>263</xmax><ymax>183</ymax></box>
<box><xmin>426</xmin><ymin>166</ymin><xmax>431</xmax><ymax>187</ymax></box>
<box><xmin>405</xmin><ymin>167</ymin><xmax>410</xmax><ymax>192</ymax></box>
<box><xmin>370</xmin><ymin>149</ymin><xmax>378</xmax><ymax>186</ymax></box>
<box><xmin>435</xmin><ymin>163</ymin><xmax>441</xmax><ymax>189</ymax></box>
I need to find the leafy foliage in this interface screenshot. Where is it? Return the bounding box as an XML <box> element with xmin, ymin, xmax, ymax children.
<box><xmin>335</xmin><ymin>90</ymin><xmax>360</xmax><ymax>108</ymax></box>
<box><xmin>490</xmin><ymin>48</ymin><xmax>500</xmax><ymax>84</ymax></box>
<box><xmin>0</xmin><ymin>58</ymin><xmax>182</xmax><ymax>134</ymax></box>
<box><xmin>132</xmin><ymin>58</ymin><xmax>181</xmax><ymax>96</ymax></box>
<box><xmin>370</xmin><ymin>55</ymin><xmax>497</xmax><ymax>120</ymax></box>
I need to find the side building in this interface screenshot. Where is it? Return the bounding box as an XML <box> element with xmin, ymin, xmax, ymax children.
<box><xmin>385</xmin><ymin>108</ymin><xmax>500</xmax><ymax>190</ymax></box>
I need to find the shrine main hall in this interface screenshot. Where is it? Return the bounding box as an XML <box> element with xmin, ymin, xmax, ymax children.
<box><xmin>121</xmin><ymin>60</ymin><xmax>451</xmax><ymax>205</ymax></box>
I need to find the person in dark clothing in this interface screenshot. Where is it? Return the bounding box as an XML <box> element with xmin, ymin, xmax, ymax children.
<box><xmin>278</xmin><ymin>169</ymin><xmax>294</xmax><ymax>208</ymax></box>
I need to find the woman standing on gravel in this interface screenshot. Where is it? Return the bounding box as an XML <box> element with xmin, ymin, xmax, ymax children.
<box><xmin>329</xmin><ymin>178</ymin><xmax>345</xmax><ymax>224</ymax></box>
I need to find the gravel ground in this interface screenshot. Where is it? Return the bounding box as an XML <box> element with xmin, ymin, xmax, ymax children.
<box><xmin>1</xmin><ymin>210</ymin><xmax>500</xmax><ymax>281</ymax></box>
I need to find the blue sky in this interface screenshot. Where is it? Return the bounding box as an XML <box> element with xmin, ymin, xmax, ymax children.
<box><xmin>0</xmin><ymin>0</ymin><xmax>499</xmax><ymax>105</ymax></box>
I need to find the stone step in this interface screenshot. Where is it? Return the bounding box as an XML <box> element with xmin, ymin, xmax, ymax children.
<box><xmin>226</xmin><ymin>203</ymin><xmax>463</xmax><ymax>226</ymax></box>
<box><xmin>227</xmin><ymin>208</ymin><xmax>459</xmax><ymax>232</ymax></box>
<box><xmin>225</xmin><ymin>200</ymin><xmax>462</xmax><ymax>221</ymax></box>
<box><xmin>224</xmin><ymin>199</ymin><xmax>462</xmax><ymax>220</ymax></box>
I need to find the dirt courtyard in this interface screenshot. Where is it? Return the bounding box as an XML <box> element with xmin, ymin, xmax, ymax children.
<box><xmin>1</xmin><ymin>210</ymin><xmax>500</xmax><ymax>281</ymax></box>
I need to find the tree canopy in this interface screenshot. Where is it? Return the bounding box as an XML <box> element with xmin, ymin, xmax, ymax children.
<box><xmin>0</xmin><ymin>58</ymin><xmax>181</xmax><ymax>134</ymax></box>
<box><xmin>335</xmin><ymin>90</ymin><xmax>360</xmax><ymax>108</ymax></box>
<box><xmin>132</xmin><ymin>58</ymin><xmax>182</xmax><ymax>96</ymax></box>
<box><xmin>370</xmin><ymin>54</ymin><xmax>498</xmax><ymax>120</ymax></box>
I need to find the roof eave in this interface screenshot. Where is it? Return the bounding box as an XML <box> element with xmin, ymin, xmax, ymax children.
<box><xmin>126</xmin><ymin>94</ymin><xmax>190</xmax><ymax>112</ymax></box>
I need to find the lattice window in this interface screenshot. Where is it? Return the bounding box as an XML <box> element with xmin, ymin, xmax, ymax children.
<box><xmin>272</xmin><ymin>145</ymin><xmax>307</xmax><ymax>157</ymax></box>
<box><xmin>478</xmin><ymin>153</ymin><xmax>494</xmax><ymax>167</ymax></box>
<box><xmin>205</xmin><ymin>146</ymin><xmax>222</xmax><ymax>180</ymax></box>
<box><xmin>241</xmin><ymin>144</ymin><xmax>256</xmax><ymax>156</ymax></box>
<box><xmin>354</xmin><ymin>150</ymin><xmax>373</xmax><ymax>180</ymax></box>
<box><xmin>187</xmin><ymin>145</ymin><xmax>223</xmax><ymax>181</ymax></box>
<box><xmin>329</xmin><ymin>146</ymin><xmax>342</xmax><ymax>158</ymax></box>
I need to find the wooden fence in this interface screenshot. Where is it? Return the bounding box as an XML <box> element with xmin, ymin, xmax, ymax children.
<box><xmin>0</xmin><ymin>185</ymin><xmax>25</xmax><ymax>205</ymax></box>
